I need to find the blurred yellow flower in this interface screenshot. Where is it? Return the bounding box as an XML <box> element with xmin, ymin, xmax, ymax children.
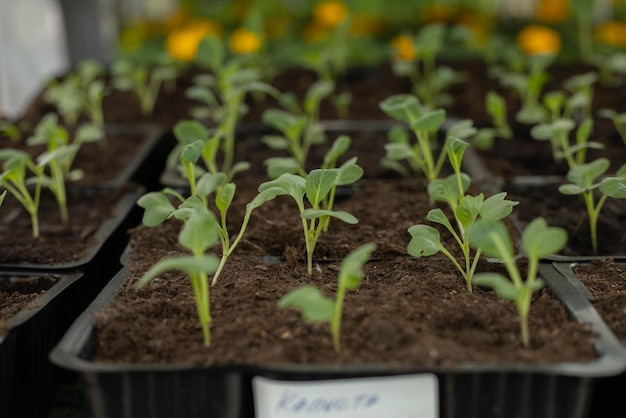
<box><xmin>313</xmin><ymin>1</ymin><xmax>349</xmax><ymax>28</ymax></box>
<box><xmin>517</xmin><ymin>25</ymin><xmax>561</xmax><ymax>55</ymax></box>
<box><xmin>595</xmin><ymin>20</ymin><xmax>626</xmax><ymax>48</ymax></box>
<box><xmin>229</xmin><ymin>28</ymin><xmax>262</xmax><ymax>54</ymax></box>
<box><xmin>390</xmin><ymin>34</ymin><xmax>416</xmax><ymax>61</ymax></box>
<box><xmin>535</xmin><ymin>0</ymin><xmax>569</xmax><ymax>23</ymax></box>
<box><xmin>165</xmin><ymin>19</ymin><xmax>222</xmax><ymax>61</ymax></box>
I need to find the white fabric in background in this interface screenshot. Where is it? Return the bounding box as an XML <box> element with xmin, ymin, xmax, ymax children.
<box><xmin>0</xmin><ymin>0</ymin><xmax>69</xmax><ymax>119</ymax></box>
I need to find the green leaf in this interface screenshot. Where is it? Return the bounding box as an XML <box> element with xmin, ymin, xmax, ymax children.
<box><xmin>174</xmin><ymin>120</ymin><xmax>209</xmax><ymax>145</ymax></box>
<box><xmin>480</xmin><ymin>192</ymin><xmax>519</xmax><ymax>221</ymax></box>
<box><xmin>278</xmin><ymin>285</ymin><xmax>334</xmax><ymax>323</ymax></box>
<box><xmin>195</xmin><ymin>37</ymin><xmax>224</xmax><ymax>71</ymax></box>
<box><xmin>455</xmin><ymin>194</ymin><xmax>483</xmax><ymax>228</ymax></box>
<box><xmin>305</xmin><ymin>169</ymin><xmax>339</xmax><ymax>207</ymax></box>
<box><xmin>178</xmin><ymin>206</ymin><xmax>220</xmax><ymax>253</ymax></box>
<box><xmin>262</xmin><ymin>135</ymin><xmax>290</xmax><ymax>150</ymax></box>
<box><xmin>196</xmin><ymin>172</ymin><xmax>227</xmax><ymax>197</ymax></box>
<box><xmin>558</xmin><ymin>184</ymin><xmax>585</xmax><ymax>195</ymax></box>
<box><xmin>567</xmin><ymin>158</ymin><xmax>610</xmax><ymax>188</ymax></box>
<box><xmin>335</xmin><ymin>158</ymin><xmax>363</xmax><ymax>186</ymax></box>
<box><xmin>427</xmin><ymin>173</ymin><xmax>469</xmax><ymax>204</ymax></box>
<box><xmin>447</xmin><ymin>119</ymin><xmax>476</xmax><ymax>140</ymax></box>
<box><xmin>339</xmin><ymin>243</ymin><xmax>376</xmax><ymax>290</ymax></box>
<box><xmin>379</xmin><ymin>95</ymin><xmax>421</xmax><ymax>123</ymax></box>
<box><xmin>387</xmin><ymin>126</ymin><xmax>410</xmax><ymax>144</ymax></box>
<box><xmin>137</xmin><ymin>192</ymin><xmax>175</xmax><ymax>227</ymax></box>
<box><xmin>180</xmin><ymin>140</ymin><xmax>205</xmax><ymax>165</ymax></box>
<box><xmin>445</xmin><ymin>136</ymin><xmax>469</xmax><ymax>173</ymax></box>
<box><xmin>384</xmin><ymin>142</ymin><xmax>415</xmax><ymax>161</ymax></box>
<box><xmin>599</xmin><ymin>176</ymin><xmax>626</xmax><ymax>198</ymax></box>
<box><xmin>136</xmin><ymin>254</ymin><xmax>220</xmax><ymax>288</ymax></box>
<box><xmin>323</xmin><ymin>135</ymin><xmax>351</xmax><ymax>167</ymax></box>
<box><xmin>185</xmin><ymin>86</ymin><xmax>218</xmax><ymax>106</ymax></box>
<box><xmin>407</xmin><ymin>224</ymin><xmax>441</xmax><ymax>257</ymax></box>
<box><xmin>264</xmin><ymin>157</ymin><xmax>300</xmax><ymax>179</ymax></box>
<box><xmin>216</xmin><ymin>183</ymin><xmax>236</xmax><ymax>214</ymax></box>
<box><xmin>426</xmin><ymin>208</ymin><xmax>455</xmax><ymax>234</ymax></box>
<box><xmin>75</xmin><ymin>124</ymin><xmax>104</xmax><ymax>143</ymax></box>
<box><xmin>304</xmin><ymin>80</ymin><xmax>334</xmax><ymax>115</ymax></box>
<box><xmin>301</xmin><ymin>209</ymin><xmax>358</xmax><ymax>224</ymax></box>
<box><xmin>467</xmin><ymin>219</ymin><xmax>513</xmax><ymax>260</ymax></box>
<box><xmin>473</xmin><ymin>273</ymin><xmax>519</xmax><ymax>300</ymax></box>
<box><xmin>262</xmin><ymin>109</ymin><xmax>303</xmax><ymax>138</ymax></box>
<box><xmin>246</xmin><ymin>187</ymin><xmax>281</xmax><ymax>211</ymax></box>
<box><xmin>412</xmin><ymin>109</ymin><xmax>445</xmax><ymax>133</ymax></box>
<box><xmin>258</xmin><ymin>173</ymin><xmax>306</xmax><ymax>203</ymax></box>
<box><xmin>522</xmin><ymin>218</ymin><xmax>567</xmax><ymax>260</ymax></box>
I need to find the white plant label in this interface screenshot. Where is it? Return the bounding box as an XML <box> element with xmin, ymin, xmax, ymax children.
<box><xmin>253</xmin><ymin>373</ymin><xmax>438</xmax><ymax>418</ymax></box>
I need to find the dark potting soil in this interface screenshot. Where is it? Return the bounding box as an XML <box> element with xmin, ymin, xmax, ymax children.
<box><xmin>574</xmin><ymin>258</ymin><xmax>626</xmax><ymax>341</ymax></box>
<box><xmin>0</xmin><ymin>274</ymin><xmax>57</xmax><ymax>335</ymax></box>
<box><xmin>86</xmin><ymin>170</ymin><xmax>598</xmax><ymax>369</ymax></box>
<box><xmin>0</xmin><ymin>184</ymin><xmax>137</xmax><ymax>266</ymax></box>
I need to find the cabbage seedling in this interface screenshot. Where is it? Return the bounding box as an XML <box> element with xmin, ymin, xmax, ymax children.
<box><xmin>135</xmin><ymin>203</ymin><xmax>221</xmax><ymax>347</ymax></box>
<box><xmin>467</xmin><ymin>218</ymin><xmax>567</xmax><ymax>348</ymax></box>
<box><xmin>559</xmin><ymin>158</ymin><xmax>626</xmax><ymax>254</ymax></box>
<box><xmin>258</xmin><ymin>169</ymin><xmax>359</xmax><ymax>275</ymax></box>
<box><xmin>278</xmin><ymin>243</ymin><xmax>375</xmax><ymax>352</ymax></box>
<box><xmin>530</xmin><ymin>117</ymin><xmax>599</xmax><ymax>169</ymax></box>
<box><xmin>0</xmin><ymin>150</ymin><xmax>44</xmax><ymax>237</ymax></box>
<box><xmin>138</xmin><ymin>170</ymin><xmax>281</xmax><ymax>285</ymax></box>
<box><xmin>473</xmin><ymin>90</ymin><xmax>512</xmax><ymax>150</ymax></box>
<box><xmin>111</xmin><ymin>59</ymin><xmax>177</xmax><ymax>116</ymax></box>
<box><xmin>379</xmin><ymin>94</ymin><xmax>476</xmax><ymax>180</ymax></box>
<box><xmin>262</xmin><ymin>79</ymin><xmax>333</xmax><ymax>178</ymax></box>
<box><xmin>188</xmin><ymin>37</ymin><xmax>279</xmax><ymax>176</ymax></box>
<box><xmin>407</xmin><ymin>137</ymin><xmax>518</xmax><ymax>292</ymax></box>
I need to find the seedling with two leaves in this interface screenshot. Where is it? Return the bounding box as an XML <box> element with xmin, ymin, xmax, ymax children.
<box><xmin>559</xmin><ymin>158</ymin><xmax>626</xmax><ymax>254</ymax></box>
<box><xmin>598</xmin><ymin>108</ymin><xmax>626</xmax><ymax>147</ymax></box>
<box><xmin>467</xmin><ymin>218</ymin><xmax>567</xmax><ymax>348</ymax></box>
<box><xmin>407</xmin><ymin>136</ymin><xmax>519</xmax><ymax>292</ymax></box>
<box><xmin>278</xmin><ymin>243</ymin><xmax>376</xmax><ymax>352</ymax></box>
<box><xmin>258</xmin><ymin>166</ymin><xmax>362</xmax><ymax>275</ymax></box>
<box><xmin>378</xmin><ymin>94</ymin><xmax>476</xmax><ymax>181</ymax></box>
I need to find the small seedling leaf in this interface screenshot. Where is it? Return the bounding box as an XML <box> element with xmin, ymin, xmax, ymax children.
<box><xmin>599</xmin><ymin>176</ymin><xmax>626</xmax><ymax>198</ymax></box>
<box><xmin>379</xmin><ymin>95</ymin><xmax>421</xmax><ymax>123</ymax></box>
<box><xmin>339</xmin><ymin>243</ymin><xmax>376</xmax><ymax>290</ymax></box>
<box><xmin>216</xmin><ymin>183</ymin><xmax>236</xmax><ymax>214</ymax></box>
<box><xmin>473</xmin><ymin>273</ymin><xmax>519</xmax><ymax>301</ymax></box>
<box><xmin>278</xmin><ymin>285</ymin><xmax>334</xmax><ymax>322</ymax></box>
<box><xmin>412</xmin><ymin>109</ymin><xmax>446</xmax><ymax>133</ymax></box>
<box><xmin>480</xmin><ymin>192</ymin><xmax>519</xmax><ymax>221</ymax></box>
<box><xmin>137</xmin><ymin>192</ymin><xmax>175</xmax><ymax>227</ymax></box>
<box><xmin>136</xmin><ymin>254</ymin><xmax>220</xmax><ymax>288</ymax></box>
<box><xmin>178</xmin><ymin>206</ymin><xmax>220</xmax><ymax>253</ymax></box>
<box><xmin>522</xmin><ymin>218</ymin><xmax>567</xmax><ymax>260</ymax></box>
<box><xmin>301</xmin><ymin>209</ymin><xmax>358</xmax><ymax>224</ymax></box>
<box><xmin>305</xmin><ymin>169</ymin><xmax>339</xmax><ymax>207</ymax></box>
<box><xmin>407</xmin><ymin>224</ymin><xmax>441</xmax><ymax>257</ymax></box>
<box><xmin>467</xmin><ymin>219</ymin><xmax>513</xmax><ymax>259</ymax></box>
<box><xmin>174</xmin><ymin>120</ymin><xmax>209</xmax><ymax>145</ymax></box>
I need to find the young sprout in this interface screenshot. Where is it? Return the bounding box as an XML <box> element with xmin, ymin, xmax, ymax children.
<box><xmin>111</xmin><ymin>59</ymin><xmax>177</xmax><ymax>116</ymax></box>
<box><xmin>562</xmin><ymin>71</ymin><xmax>598</xmax><ymax>121</ymax></box>
<box><xmin>530</xmin><ymin>117</ymin><xmax>600</xmax><ymax>169</ymax></box>
<box><xmin>379</xmin><ymin>94</ymin><xmax>476</xmax><ymax>181</ymax></box>
<box><xmin>467</xmin><ymin>218</ymin><xmax>568</xmax><ymax>348</ymax></box>
<box><xmin>135</xmin><ymin>203</ymin><xmax>221</xmax><ymax>347</ymax></box>
<box><xmin>166</xmin><ymin>120</ymin><xmax>250</xmax><ymax>185</ymax></box>
<box><xmin>187</xmin><ymin>37</ymin><xmax>278</xmax><ymax>176</ymax></box>
<box><xmin>44</xmin><ymin>59</ymin><xmax>107</xmax><ymax>128</ymax></box>
<box><xmin>474</xmin><ymin>90</ymin><xmax>513</xmax><ymax>149</ymax></box>
<box><xmin>407</xmin><ymin>136</ymin><xmax>519</xmax><ymax>292</ymax></box>
<box><xmin>278</xmin><ymin>243</ymin><xmax>375</xmax><ymax>352</ymax></box>
<box><xmin>262</xmin><ymin>79</ymin><xmax>333</xmax><ymax>178</ymax></box>
<box><xmin>258</xmin><ymin>168</ymin><xmax>360</xmax><ymax>275</ymax></box>
<box><xmin>26</xmin><ymin>114</ymin><xmax>104</xmax><ymax>180</ymax></box>
<box><xmin>0</xmin><ymin>150</ymin><xmax>44</xmax><ymax>237</ymax></box>
<box><xmin>138</xmin><ymin>156</ymin><xmax>281</xmax><ymax>286</ymax></box>
<box><xmin>598</xmin><ymin>108</ymin><xmax>626</xmax><ymax>146</ymax></box>
<box><xmin>391</xmin><ymin>23</ymin><xmax>462</xmax><ymax>109</ymax></box>
<box><xmin>558</xmin><ymin>158</ymin><xmax>626</xmax><ymax>254</ymax></box>
<box><xmin>493</xmin><ymin>54</ymin><xmax>554</xmax><ymax>124</ymax></box>
<box><xmin>0</xmin><ymin>120</ymin><xmax>30</xmax><ymax>143</ymax></box>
